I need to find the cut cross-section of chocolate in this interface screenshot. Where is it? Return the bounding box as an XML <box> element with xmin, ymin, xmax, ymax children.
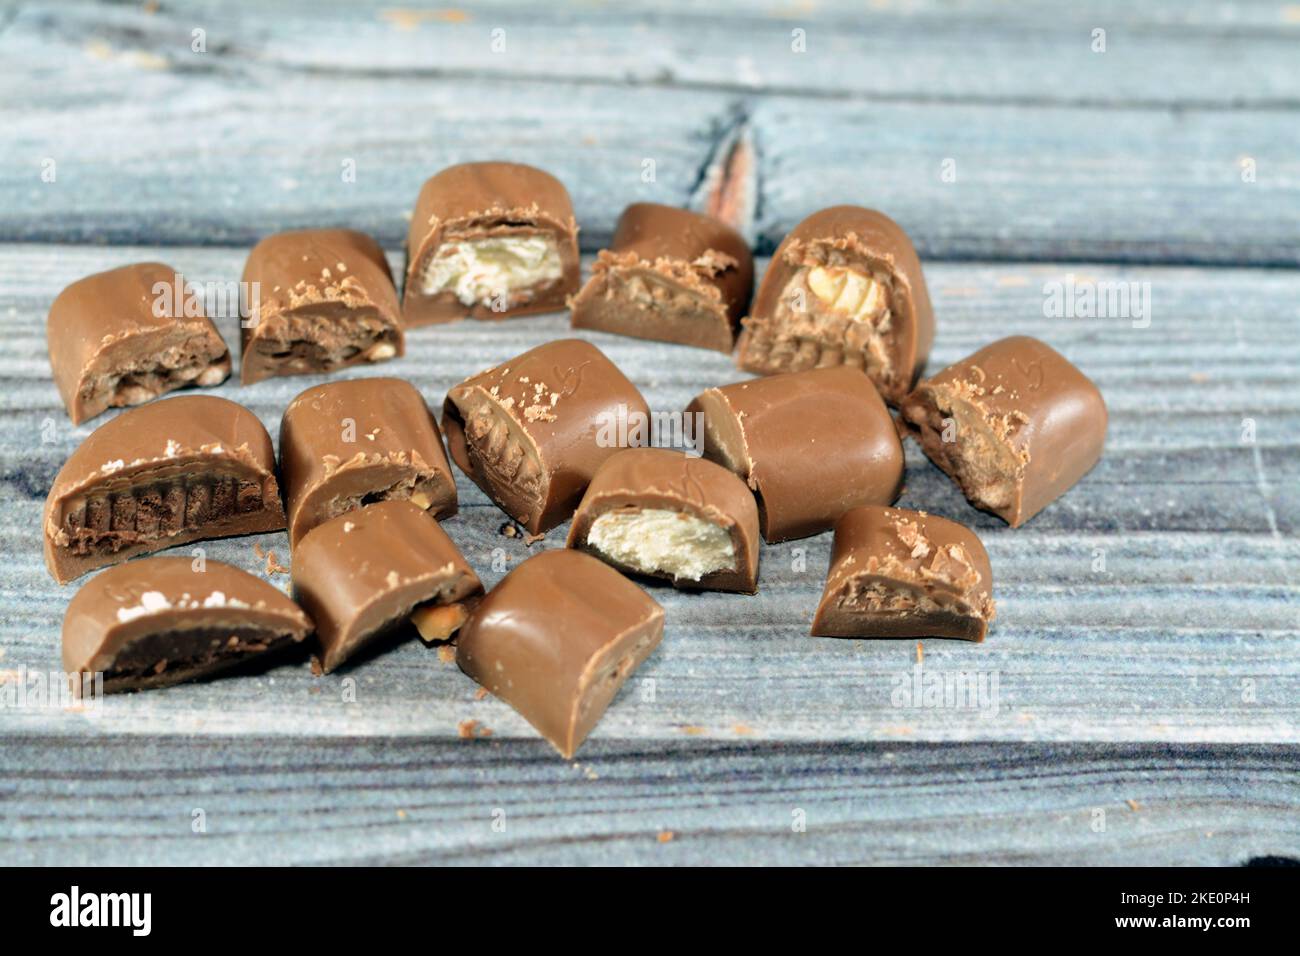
<box><xmin>402</xmin><ymin>162</ymin><xmax>580</xmax><ymax>325</ymax></box>
<box><xmin>812</xmin><ymin>506</ymin><xmax>996</xmax><ymax>641</ymax></box>
<box><xmin>43</xmin><ymin>395</ymin><xmax>287</xmax><ymax>584</ymax></box>
<box><xmin>279</xmin><ymin>377</ymin><xmax>457</xmax><ymax>547</ymax></box>
<box><xmin>291</xmin><ymin>500</ymin><xmax>483</xmax><ymax>674</ymax></box>
<box><xmin>900</xmin><ymin>335</ymin><xmax>1107</xmax><ymax>527</ymax></box>
<box><xmin>456</xmin><ymin>549</ymin><xmax>664</xmax><ymax>758</ymax></box>
<box><xmin>685</xmin><ymin>365</ymin><xmax>904</xmax><ymax>543</ymax></box>
<box><xmin>735</xmin><ymin>206</ymin><xmax>933</xmax><ymax>404</ymax></box>
<box><xmin>47</xmin><ymin>262</ymin><xmax>231</xmax><ymax>425</ymax></box>
<box><xmin>239</xmin><ymin>228</ymin><xmax>402</xmax><ymax>385</ymax></box>
<box><xmin>62</xmin><ymin>557</ymin><xmax>312</xmax><ymax>693</ymax></box>
<box><xmin>566</xmin><ymin>447</ymin><xmax>760</xmax><ymax>593</ymax></box>
<box><xmin>442</xmin><ymin>339</ymin><xmax>649</xmax><ymax>535</ymax></box>
<box><xmin>569</xmin><ymin>203</ymin><xmax>753</xmax><ymax>353</ymax></box>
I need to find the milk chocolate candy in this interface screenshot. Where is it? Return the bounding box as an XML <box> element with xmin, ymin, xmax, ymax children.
<box><xmin>736</xmin><ymin>206</ymin><xmax>934</xmax><ymax>404</ymax></box>
<box><xmin>566</xmin><ymin>448</ymin><xmax>759</xmax><ymax>593</ymax></box>
<box><xmin>43</xmin><ymin>396</ymin><xmax>286</xmax><ymax>585</ymax></box>
<box><xmin>900</xmin><ymin>336</ymin><xmax>1107</xmax><ymax>527</ymax></box>
<box><xmin>47</xmin><ymin>262</ymin><xmax>231</xmax><ymax>425</ymax></box>
<box><xmin>442</xmin><ymin>339</ymin><xmax>650</xmax><ymax>534</ymax></box>
<box><xmin>812</xmin><ymin>506</ymin><xmax>995</xmax><ymax>641</ymax></box>
<box><xmin>456</xmin><ymin>549</ymin><xmax>663</xmax><ymax>758</ymax></box>
<box><xmin>279</xmin><ymin>377</ymin><xmax>457</xmax><ymax>547</ymax></box>
<box><xmin>240</xmin><ymin>229</ymin><xmax>402</xmax><ymax>385</ymax></box>
<box><xmin>292</xmin><ymin>501</ymin><xmax>483</xmax><ymax>673</ymax></box>
<box><xmin>685</xmin><ymin>365</ymin><xmax>904</xmax><ymax>543</ymax></box>
<box><xmin>403</xmin><ymin>162</ymin><xmax>580</xmax><ymax>326</ymax></box>
<box><xmin>569</xmin><ymin>203</ymin><xmax>753</xmax><ymax>352</ymax></box>
<box><xmin>62</xmin><ymin>557</ymin><xmax>311</xmax><ymax>693</ymax></box>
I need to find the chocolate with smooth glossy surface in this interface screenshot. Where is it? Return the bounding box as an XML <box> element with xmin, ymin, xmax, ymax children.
<box><xmin>43</xmin><ymin>396</ymin><xmax>286</xmax><ymax>584</ymax></box>
<box><xmin>900</xmin><ymin>335</ymin><xmax>1107</xmax><ymax>527</ymax></box>
<box><xmin>456</xmin><ymin>549</ymin><xmax>664</xmax><ymax>758</ymax></box>
<box><xmin>685</xmin><ymin>365</ymin><xmax>904</xmax><ymax>543</ymax></box>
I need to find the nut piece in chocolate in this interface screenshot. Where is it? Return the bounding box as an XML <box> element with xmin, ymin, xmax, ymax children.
<box><xmin>900</xmin><ymin>335</ymin><xmax>1107</xmax><ymax>527</ymax></box>
<box><xmin>403</xmin><ymin>162</ymin><xmax>580</xmax><ymax>325</ymax></box>
<box><xmin>47</xmin><ymin>262</ymin><xmax>231</xmax><ymax>425</ymax></box>
<box><xmin>457</xmin><ymin>549</ymin><xmax>664</xmax><ymax>758</ymax></box>
<box><xmin>240</xmin><ymin>228</ymin><xmax>402</xmax><ymax>385</ymax></box>
<box><xmin>569</xmin><ymin>203</ymin><xmax>753</xmax><ymax>353</ymax></box>
<box><xmin>63</xmin><ymin>556</ymin><xmax>312</xmax><ymax>693</ymax></box>
<box><xmin>43</xmin><ymin>395</ymin><xmax>287</xmax><ymax>585</ymax></box>
<box><xmin>812</xmin><ymin>506</ymin><xmax>996</xmax><ymax>641</ymax></box>
<box><xmin>442</xmin><ymin>338</ymin><xmax>650</xmax><ymax>534</ymax></box>
<box><xmin>735</xmin><ymin>206</ymin><xmax>934</xmax><ymax>404</ymax></box>
<box><xmin>279</xmin><ymin>377</ymin><xmax>457</xmax><ymax>546</ymax></box>
<box><xmin>685</xmin><ymin>365</ymin><xmax>904</xmax><ymax>543</ymax></box>
<box><xmin>292</xmin><ymin>500</ymin><xmax>483</xmax><ymax>673</ymax></box>
<box><xmin>566</xmin><ymin>447</ymin><xmax>759</xmax><ymax>593</ymax></box>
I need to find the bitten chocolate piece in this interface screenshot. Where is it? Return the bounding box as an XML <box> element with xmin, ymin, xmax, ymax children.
<box><xmin>403</xmin><ymin>162</ymin><xmax>580</xmax><ymax>326</ymax></box>
<box><xmin>292</xmin><ymin>500</ymin><xmax>483</xmax><ymax>673</ymax></box>
<box><xmin>442</xmin><ymin>339</ymin><xmax>649</xmax><ymax>534</ymax></box>
<box><xmin>569</xmin><ymin>203</ymin><xmax>753</xmax><ymax>353</ymax></box>
<box><xmin>240</xmin><ymin>228</ymin><xmax>402</xmax><ymax>385</ymax></box>
<box><xmin>62</xmin><ymin>557</ymin><xmax>311</xmax><ymax>692</ymax></box>
<box><xmin>566</xmin><ymin>448</ymin><xmax>759</xmax><ymax>593</ymax></box>
<box><xmin>735</xmin><ymin>206</ymin><xmax>934</xmax><ymax>404</ymax></box>
<box><xmin>685</xmin><ymin>365</ymin><xmax>904</xmax><ymax>543</ymax></box>
<box><xmin>280</xmin><ymin>377</ymin><xmax>457</xmax><ymax>547</ymax></box>
<box><xmin>812</xmin><ymin>506</ymin><xmax>995</xmax><ymax>641</ymax></box>
<box><xmin>457</xmin><ymin>549</ymin><xmax>663</xmax><ymax>758</ymax></box>
<box><xmin>43</xmin><ymin>396</ymin><xmax>286</xmax><ymax>585</ymax></box>
<box><xmin>900</xmin><ymin>336</ymin><xmax>1107</xmax><ymax>527</ymax></box>
<box><xmin>47</xmin><ymin>262</ymin><xmax>231</xmax><ymax>424</ymax></box>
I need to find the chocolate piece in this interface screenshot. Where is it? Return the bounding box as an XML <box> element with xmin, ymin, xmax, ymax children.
<box><xmin>442</xmin><ymin>339</ymin><xmax>650</xmax><ymax>534</ymax></box>
<box><xmin>47</xmin><ymin>262</ymin><xmax>231</xmax><ymax>425</ymax></box>
<box><xmin>456</xmin><ymin>549</ymin><xmax>663</xmax><ymax>758</ymax></box>
<box><xmin>812</xmin><ymin>506</ymin><xmax>995</xmax><ymax>641</ymax></box>
<box><xmin>279</xmin><ymin>377</ymin><xmax>457</xmax><ymax>547</ymax></box>
<box><xmin>566</xmin><ymin>447</ymin><xmax>759</xmax><ymax>593</ymax></box>
<box><xmin>735</xmin><ymin>206</ymin><xmax>934</xmax><ymax>404</ymax></box>
<box><xmin>239</xmin><ymin>228</ymin><xmax>402</xmax><ymax>385</ymax></box>
<box><xmin>62</xmin><ymin>556</ymin><xmax>311</xmax><ymax>692</ymax></box>
<box><xmin>43</xmin><ymin>395</ymin><xmax>286</xmax><ymax>584</ymax></box>
<box><xmin>402</xmin><ymin>162</ymin><xmax>580</xmax><ymax>326</ymax></box>
<box><xmin>569</xmin><ymin>203</ymin><xmax>753</xmax><ymax>352</ymax></box>
<box><xmin>291</xmin><ymin>500</ymin><xmax>483</xmax><ymax>673</ymax></box>
<box><xmin>900</xmin><ymin>336</ymin><xmax>1107</xmax><ymax>527</ymax></box>
<box><xmin>685</xmin><ymin>365</ymin><xmax>904</xmax><ymax>543</ymax></box>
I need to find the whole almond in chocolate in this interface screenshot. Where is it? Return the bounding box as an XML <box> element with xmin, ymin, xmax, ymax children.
<box><xmin>403</xmin><ymin>162</ymin><xmax>580</xmax><ymax>325</ymax></box>
<box><xmin>900</xmin><ymin>335</ymin><xmax>1107</xmax><ymax>527</ymax></box>
<box><xmin>812</xmin><ymin>506</ymin><xmax>995</xmax><ymax>641</ymax></box>
<box><xmin>279</xmin><ymin>377</ymin><xmax>457</xmax><ymax>547</ymax></box>
<box><xmin>566</xmin><ymin>447</ymin><xmax>759</xmax><ymax>593</ymax></box>
<box><xmin>457</xmin><ymin>549</ymin><xmax>664</xmax><ymax>758</ymax></box>
<box><xmin>240</xmin><ymin>228</ymin><xmax>402</xmax><ymax>385</ymax></box>
<box><xmin>569</xmin><ymin>203</ymin><xmax>753</xmax><ymax>353</ymax></box>
<box><xmin>736</xmin><ymin>206</ymin><xmax>934</xmax><ymax>404</ymax></box>
<box><xmin>43</xmin><ymin>395</ymin><xmax>286</xmax><ymax>585</ymax></box>
<box><xmin>685</xmin><ymin>365</ymin><xmax>904</xmax><ymax>543</ymax></box>
<box><xmin>47</xmin><ymin>262</ymin><xmax>231</xmax><ymax>425</ymax></box>
<box><xmin>292</xmin><ymin>500</ymin><xmax>483</xmax><ymax>673</ymax></box>
<box><xmin>63</xmin><ymin>556</ymin><xmax>312</xmax><ymax>693</ymax></box>
<box><xmin>442</xmin><ymin>339</ymin><xmax>650</xmax><ymax>535</ymax></box>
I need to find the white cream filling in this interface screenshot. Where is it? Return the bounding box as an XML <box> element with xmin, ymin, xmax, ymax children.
<box><xmin>420</xmin><ymin>236</ymin><xmax>562</xmax><ymax>305</ymax></box>
<box><xmin>586</xmin><ymin>508</ymin><xmax>735</xmax><ymax>582</ymax></box>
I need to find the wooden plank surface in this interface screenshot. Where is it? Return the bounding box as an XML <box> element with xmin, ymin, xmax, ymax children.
<box><xmin>1</xmin><ymin>0</ymin><xmax>1298</xmax><ymax>866</ymax></box>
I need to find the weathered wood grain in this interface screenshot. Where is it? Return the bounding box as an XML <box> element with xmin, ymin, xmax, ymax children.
<box><xmin>2</xmin><ymin>2</ymin><xmax>1298</xmax><ymax>262</ymax></box>
<box><xmin>2</xmin><ymin>246</ymin><xmax>1296</xmax><ymax>751</ymax></box>
<box><xmin>2</xmin><ymin>737</ymin><xmax>1297</xmax><ymax>865</ymax></box>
